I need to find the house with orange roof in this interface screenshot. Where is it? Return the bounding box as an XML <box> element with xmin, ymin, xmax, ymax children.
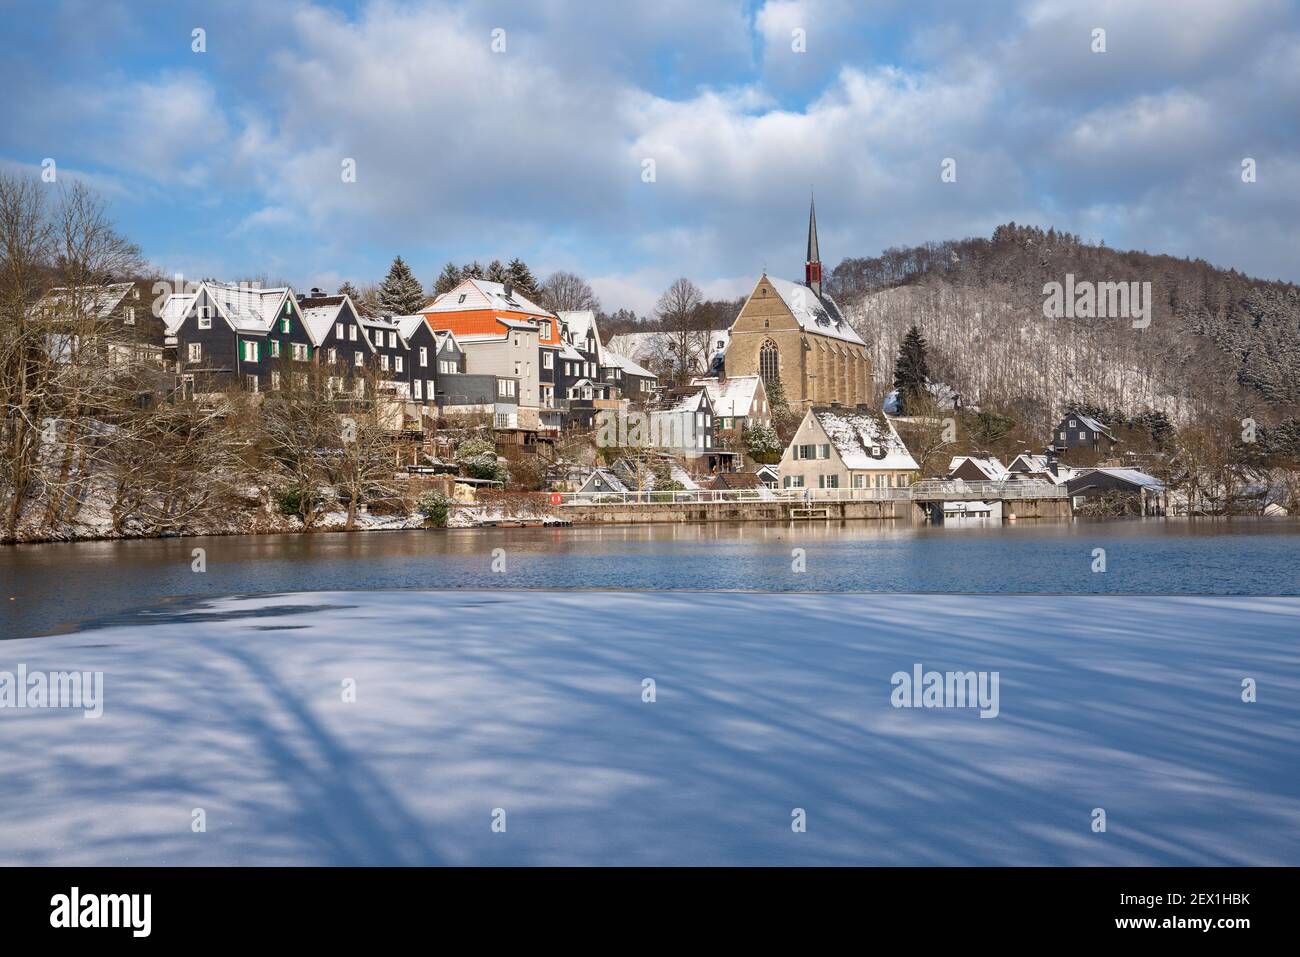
<box><xmin>420</xmin><ymin>278</ymin><xmax>562</xmax><ymax>436</ymax></box>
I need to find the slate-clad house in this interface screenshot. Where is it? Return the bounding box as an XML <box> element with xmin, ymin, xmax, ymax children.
<box><xmin>1066</xmin><ymin>467</ymin><xmax>1165</xmax><ymax>514</ymax></box>
<box><xmin>947</xmin><ymin>455</ymin><xmax>1008</xmax><ymax>482</ymax></box>
<box><xmin>297</xmin><ymin>292</ymin><xmax>375</xmax><ymax>392</ymax></box>
<box><xmin>360</xmin><ymin>315</ymin><xmax>410</xmax><ymax>396</ymax></box>
<box><xmin>164</xmin><ymin>280</ymin><xmax>306</xmax><ymax>396</ymax></box>
<box><xmin>1050</xmin><ymin>411</ymin><xmax>1118</xmax><ymax>455</ymax></box>
<box><xmin>35</xmin><ymin>279</ymin><xmax>167</xmax><ymax>367</ymax></box>
<box><xmin>601</xmin><ymin>350</ymin><xmax>658</xmax><ymax>404</ymax></box>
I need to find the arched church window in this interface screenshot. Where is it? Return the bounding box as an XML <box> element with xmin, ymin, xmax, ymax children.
<box><xmin>759</xmin><ymin>339</ymin><xmax>779</xmax><ymax>385</ymax></box>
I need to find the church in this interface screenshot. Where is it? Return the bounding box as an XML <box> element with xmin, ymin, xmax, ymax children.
<box><xmin>724</xmin><ymin>199</ymin><xmax>872</xmax><ymax>411</ymax></box>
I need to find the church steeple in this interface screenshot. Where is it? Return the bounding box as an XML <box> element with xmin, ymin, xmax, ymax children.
<box><xmin>805</xmin><ymin>192</ymin><xmax>822</xmax><ymax>297</ymax></box>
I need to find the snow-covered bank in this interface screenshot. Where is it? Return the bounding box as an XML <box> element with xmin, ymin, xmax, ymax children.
<box><xmin>2</xmin><ymin>592</ymin><xmax>1297</xmax><ymax>865</ymax></box>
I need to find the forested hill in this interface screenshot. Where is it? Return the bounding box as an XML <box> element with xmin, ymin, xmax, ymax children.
<box><xmin>828</xmin><ymin>224</ymin><xmax>1300</xmax><ymax>431</ymax></box>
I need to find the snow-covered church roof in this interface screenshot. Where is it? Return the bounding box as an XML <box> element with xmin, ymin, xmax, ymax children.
<box><xmin>762</xmin><ymin>276</ymin><xmax>864</xmax><ymax>346</ymax></box>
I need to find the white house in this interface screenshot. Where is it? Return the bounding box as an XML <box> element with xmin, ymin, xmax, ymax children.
<box><xmin>779</xmin><ymin>406</ymin><xmax>919</xmax><ymax>491</ymax></box>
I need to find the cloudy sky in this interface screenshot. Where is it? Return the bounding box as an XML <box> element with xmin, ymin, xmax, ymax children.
<box><xmin>3</xmin><ymin>0</ymin><xmax>1298</xmax><ymax>312</ymax></box>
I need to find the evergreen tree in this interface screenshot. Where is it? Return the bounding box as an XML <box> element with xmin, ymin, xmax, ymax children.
<box><xmin>485</xmin><ymin>259</ymin><xmax>509</xmax><ymax>283</ymax></box>
<box><xmin>376</xmin><ymin>256</ymin><xmax>427</xmax><ymax>315</ymax></box>
<box><xmin>460</xmin><ymin>261</ymin><xmax>485</xmax><ymax>280</ymax></box>
<box><xmin>336</xmin><ymin>281</ymin><xmax>360</xmax><ymax>300</ymax></box>
<box><xmin>892</xmin><ymin>325</ymin><xmax>930</xmax><ymax>411</ymax></box>
<box><xmin>432</xmin><ymin>262</ymin><xmax>462</xmax><ymax>297</ymax></box>
<box><xmin>506</xmin><ymin>258</ymin><xmax>538</xmax><ymax>295</ymax></box>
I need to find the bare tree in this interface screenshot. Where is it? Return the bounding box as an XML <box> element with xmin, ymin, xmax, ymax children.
<box><xmin>654</xmin><ymin>277</ymin><xmax>707</xmax><ymax>385</ymax></box>
<box><xmin>538</xmin><ymin>271</ymin><xmax>599</xmax><ymax>313</ymax></box>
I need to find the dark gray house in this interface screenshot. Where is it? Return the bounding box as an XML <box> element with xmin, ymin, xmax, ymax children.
<box><xmin>1051</xmin><ymin>411</ymin><xmax>1118</xmax><ymax>455</ymax></box>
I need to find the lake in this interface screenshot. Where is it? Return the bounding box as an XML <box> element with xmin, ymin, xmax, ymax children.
<box><xmin>3</xmin><ymin>517</ymin><xmax>1298</xmax><ymax>638</ymax></box>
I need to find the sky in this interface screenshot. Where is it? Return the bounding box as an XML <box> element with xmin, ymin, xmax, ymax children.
<box><xmin>2</xmin><ymin>0</ymin><xmax>1298</xmax><ymax>314</ymax></box>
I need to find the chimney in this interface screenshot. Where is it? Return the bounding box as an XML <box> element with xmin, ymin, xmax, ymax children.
<box><xmin>311</xmin><ymin>286</ymin><xmax>325</xmax><ymax>298</ymax></box>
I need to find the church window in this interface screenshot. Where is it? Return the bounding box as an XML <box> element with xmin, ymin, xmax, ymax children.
<box><xmin>759</xmin><ymin>339</ymin><xmax>779</xmax><ymax>385</ymax></box>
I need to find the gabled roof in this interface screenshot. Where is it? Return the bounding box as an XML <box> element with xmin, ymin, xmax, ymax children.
<box><xmin>602</xmin><ymin>350</ymin><xmax>656</xmax><ymax>380</ymax></box>
<box><xmin>559</xmin><ymin>342</ymin><xmax>587</xmax><ymax>362</ymax></box>
<box><xmin>36</xmin><ymin>282</ymin><xmax>137</xmax><ymax>321</ymax></box>
<box><xmin>423</xmin><ymin>277</ymin><xmax>550</xmax><ymax>317</ymax></box>
<box><xmin>558</xmin><ymin>309</ymin><xmax>602</xmax><ymax>360</ymax></box>
<box><xmin>948</xmin><ymin>455</ymin><xmax>1009</xmax><ymax>481</ymax></box>
<box><xmin>656</xmin><ymin>388</ymin><xmax>710</xmax><ymax>415</ymax></box>
<box><xmin>1062</xmin><ymin>410</ymin><xmax>1119</xmax><ymax>442</ymax></box>
<box><xmin>711</xmin><ymin>471</ymin><xmax>762</xmax><ymax>490</ymax></box>
<box><xmin>1007</xmin><ymin>453</ymin><xmax>1049</xmax><ymax>473</ymax></box>
<box><xmin>1072</xmin><ymin>467</ymin><xmax>1164</xmax><ymax>491</ymax></box>
<box><xmin>808</xmin><ymin>407</ymin><xmax>918</xmax><ymax>471</ymax></box>
<box><xmin>298</xmin><ymin>295</ymin><xmax>348</xmax><ymax>346</ymax></box>
<box><xmin>690</xmin><ymin>374</ymin><xmax>763</xmax><ymax>417</ymax></box>
<box><xmin>579</xmin><ymin>467</ymin><xmax>628</xmax><ymax>493</ymax></box>
<box><xmin>202</xmin><ymin>280</ymin><xmax>295</xmax><ymax>333</ymax></box>
<box><xmin>161</xmin><ymin>293</ymin><xmax>197</xmax><ymax>334</ymax></box>
<box><xmin>757</xmin><ymin>276</ymin><xmax>864</xmax><ymax>345</ymax></box>
<box><xmin>393</xmin><ymin>314</ymin><xmax>435</xmax><ymax>344</ymax></box>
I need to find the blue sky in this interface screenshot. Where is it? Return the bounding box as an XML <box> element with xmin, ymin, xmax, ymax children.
<box><xmin>2</xmin><ymin>0</ymin><xmax>1298</xmax><ymax>312</ymax></box>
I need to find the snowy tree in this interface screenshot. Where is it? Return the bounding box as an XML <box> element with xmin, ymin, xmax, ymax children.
<box><xmin>432</xmin><ymin>262</ymin><xmax>462</xmax><ymax>297</ymax></box>
<box><xmin>376</xmin><ymin>256</ymin><xmax>426</xmax><ymax>315</ymax></box>
<box><xmin>539</xmin><ymin>271</ymin><xmax>600</xmax><ymax>313</ymax></box>
<box><xmin>506</xmin><ymin>258</ymin><xmax>539</xmax><ymax>295</ymax></box>
<box><xmin>336</xmin><ymin>281</ymin><xmax>360</xmax><ymax>300</ymax></box>
<box><xmin>460</xmin><ymin>261</ymin><xmax>485</xmax><ymax>280</ymax></box>
<box><xmin>485</xmin><ymin>259</ymin><xmax>508</xmax><ymax>283</ymax></box>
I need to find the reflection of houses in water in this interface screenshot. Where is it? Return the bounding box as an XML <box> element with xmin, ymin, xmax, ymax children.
<box><xmin>943</xmin><ymin>500</ymin><xmax>1002</xmax><ymax>521</ymax></box>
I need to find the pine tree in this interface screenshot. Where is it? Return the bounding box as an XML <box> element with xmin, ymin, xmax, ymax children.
<box><xmin>460</xmin><ymin>261</ymin><xmax>485</xmax><ymax>280</ymax></box>
<box><xmin>892</xmin><ymin>325</ymin><xmax>930</xmax><ymax>412</ymax></box>
<box><xmin>336</xmin><ymin>281</ymin><xmax>360</xmax><ymax>300</ymax></box>
<box><xmin>506</xmin><ymin>258</ymin><xmax>538</xmax><ymax>295</ymax></box>
<box><xmin>376</xmin><ymin>256</ymin><xmax>427</xmax><ymax>315</ymax></box>
<box><xmin>485</xmin><ymin>259</ymin><xmax>508</xmax><ymax>283</ymax></box>
<box><xmin>432</xmin><ymin>262</ymin><xmax>462</xmax><ymax>297</ymax></box>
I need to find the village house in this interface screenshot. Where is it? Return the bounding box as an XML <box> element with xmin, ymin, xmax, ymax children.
<box><xmin>1066</xmin><ymin>467</ymin><xmax>1166</xmax><ymax>515</ymax></box>
<box><xmin>724</xmin><ymin>199</ymin><xmax>872</xmax><ymax>411</ymax></box>
<box><xmin>1050</xmin><ymin>411</ymin><xmax>1118</xmax><ymax>456</ymax></box>
<box><xmin>35</xmin><ymin>280</ymin><xmax>167</xmax><ymax>368</ymax></box>
<box><xmin>297</xmin><ymin>291</ymin><xmax>375</xmax><ymax>395</ymax></box>
<box><xmin>947</xmin><ymin>455</ymin><xmax>1009</xmax><ymax>482</ymax></box>
<box><xmin>689</xmin><ymin>374</ymin><xmax>770</xmax><ymax>449</ymax></box>
<box><xmin>779</xmin><ymin>406</ymin><xmax>919</xmax><ymax>491</ymax></box>
<box><xmin>648</xmin><ymin>387</ymin><xmax>736</xmax><ymax>473</ymax></box>
<box><xmin>421</xmin><ymin>278</ymin><xmax>561</xmax><ymax>437</ymax></box>
<box><xmin>601</xmin><ymin>350</ymin><xmax>658</xmax><ymax>404</ymax></box>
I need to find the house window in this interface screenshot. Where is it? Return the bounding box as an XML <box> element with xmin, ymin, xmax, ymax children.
<box><xmin>1079</xmin><ymin>431</ymin><xmax>1087</xmax><ymax>440</ymax></box>
<box><xmin>514</xmin><ymin>361</ymin><xmax>521</xmax><ymax>376</ymax></box>
<box><xmin>1069</xmin><ymin>420</ymin><xmax>1077</xmax><ymax>428</ymax></box>
<box><xmin>270</xmin><ymin>370</ymin><xmax>281</xmax><ymax>390</ymax></box>
<box><xmin>336</xmin><ymin>323</ymin><xmax>344</xmax><ymax>339</ymax></box>
<box><xmin>270</xmin><ymin>340</ymin><xmax>281</xmax><ymax>358</ymax></box>
<box><xmin>241</xmin><ymin>339</ymin><xmax>259</xmax><ymax>362</ymax></box>
<box><xmin>388</xmin><ymin>331</ymin><xmax>397</xmax><ymax>348</ymax></box>
<box><xmin>440</xmin><ymin>360</ymin><xmax>455</xmax><ymax>375</ymax></box>
<box><xmin>187</xmin><ymin>343</ymin><xmax>202</xmax><ymax>363</ymax></box>
<box><xmin>1059</xmin><ymin>431</ymin><xmax>1066</xmax><ymax>441</ymax></box>
<box><xmin>413</xmin><ymin>379</ymin><xmax>423</xmax><ymax>400</ymax></box>
<box><xmin>327</xmin><ymin>347</ymin><xmax>337</xmax><ymax>363</ymax></box>
<box><xmin>395</xmin><ymin>356</ymin><xmax>403</xmax><ymax>373</ymax></box>
<box><xmin>784</xmin><ymin>475</ymin><xmax>805</xmax><ymax>489</ymax></box>
<box><xmin>280</xmin><ymin>318</ymin><xmax>291</xmax><ymax>333</ymax></box>
<box><xmin>543</xmin><ymin>351</ymin><xmax>553</xmax><ymax>369</ymax></box>
<box><xmin>197</xmin><ymin>307</ymin><xmax>212</xmax><ymax>329</ymax></box>
<box><xmin>124</xmin><ymin>307</ymin><xmax>136</xmax><ymax>325</ymax></box>
<box><xmin>348</xmin><ymin>325</ymin><xmax>357</xmax><ymax>341</ymax></box>
<box><xmin>458</xmin><ymin>294</ymin><xmax>467</xmax><ymax>303</ymax></box>
<box><xmin>819</xmin><ymin>475</ymin><xmax>839</xmax><ymax>489</ymax></box>
<box><xmin>759</xmin><ymin>339</ymin><xmax>779</xmax><ymax>384</ymax></box>
<box><xmin>245</xmin><ymin>375</ymin><xmax>258</xmax><ymax>392</ymax></box>
<box><xmin>132</xmin><ymin>287</ymin><xmax>140</xmax><ymax>300</ymax></box>
<box><xmin>853</xmin><ymin>474</ymin><xmax>867</xmax><ymax>488</ymax></box>
<box><xmin>292</xmin><ymin>343</ymin><xmax>309</xmax><ymax>361</ymax></box>
<box><xmin>354</xmin><ymin>351</ymin><xmax>364</xmax><ymax>367</ymax></box>
<box><xmin>380</xmin><ymin>354</ymin><xmax>389</xmax><ymax>371</ymax></box>
<box><xmin>419</xmin><ymin>347</ymin><xmax>428</xmax><ymax>366</ymax></box>
<box><xmin>875</xmin><ymin>474</ymin><xmax>885</xmax><ymax>488</ymax></box>
<box><xmin>819</xmin><ymin>444</ymin><xmax>830</xmax><ymax>459</ymax></box>
<box><xmin>498</xmin><ymin>380</ymin><xmax>516</xmax><ymax>398</ymax></box>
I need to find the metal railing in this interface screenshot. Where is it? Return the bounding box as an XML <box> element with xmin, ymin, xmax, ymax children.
<box><xmin>551</xmin><ymin>479</ymin><xmax>1066</xmax><ymax>507</ymax></box>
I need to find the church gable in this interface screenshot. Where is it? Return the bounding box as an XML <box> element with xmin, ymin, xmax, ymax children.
<box><xmin>731</xmin><ymin>276</ymin><xmax>800</xmax><ymax>334</ymax></box>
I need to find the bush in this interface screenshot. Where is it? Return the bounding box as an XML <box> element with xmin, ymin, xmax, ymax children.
<box><xmin>744</xmin><ymin>423</ymin><xmax>783</xmax><ymax>464</ymax></box>
<box><xmin>455</xmin><ymin>436</ymin><xmax>508</xmax><ymax>482</ymax></box>
<box><xmin>275</xmin><ymin>485</ymin><xmax>322</xmax><ymax>519</ymax></box>
<box><xmin>416</xmin><ymin>490</ymin><xmax>452</xmax><ymax>527</ymax></box>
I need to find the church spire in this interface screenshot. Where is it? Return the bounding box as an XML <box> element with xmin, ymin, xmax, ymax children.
<box><xmin>805</xmin><ymin>191</ymin><xmax>822</xmax><ymax>297</ymax></box>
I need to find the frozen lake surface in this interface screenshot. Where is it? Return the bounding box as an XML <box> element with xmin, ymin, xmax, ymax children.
<box><xmin>2</xmin><ymin>590</ymin><xmax>1297</xmax><ymax>865</ymax></box>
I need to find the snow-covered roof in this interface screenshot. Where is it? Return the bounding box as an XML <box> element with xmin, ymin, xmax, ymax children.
<box><xmin>658</xmin><ymin>389</ymin><xmax>709</xmax><ymax>415</ymax></box>
<box><xmin>160</xmin><ymin>293</ymin><xmax>197</xmax><ymax>334</ymax></box>
<box><xmin>393</xmin><ymin>314</ymin><xmax>431</xmax><ymax>342</ymax></box>
<box><xmin>558</xmin><ymin>309</ymin><xmax>601</xmax><ymax>360</ymax></box>
<box><xmin>37</xmin><ymin>282</ymin><xmax>136</xmax><ymax>321</ymax></box>
<box><xmin>1078</xmin><ymin>467</ymin><xmax>1164</xmax><ymax>490</ymax></box>
<box><xmin>811</xmin><ymin>407</ymin><xmax>918</xmax><ymax>471</ymax></box>
<box><xmin>559</xmin><ymin>342</ymin><xmax>586</xmax><ymax>362</ymax></box>
<box><xmin>203</xmin><ymin>280</ymin><xmax>293</xmax><ymax>333</ymax></box>
<box><xmin>602</xmin><ymin>350</ymin><xmax>656</xmax><ymax>379</ymax></box>
<box><xmin>948</xmin><ymin>456</ymin><xmax>1008</xmax><ymax>481</ymax></box>
<box><xmin>423</xmin><ymin>278</ymin><xmax>549</xmax><ymax>317</ymax></box>
<box><xmin>298</xmin><ymin>297</ymin><xmax>347</xmax><ymax>345</ymax></box>
<box><xmin>1065</xmin><ymin>411</ymin><xmax>1118</xmax><ymax>441</ymax></box>
<box><xmin>580</xmin><ymin>467</ymin><xmax>627</xmax><ymax>493</ymax></box>
<box><xmin>690</xmin><ymin>375</ymin><xmax>762</xmax><ymax>418</ymax></box>
<box><xmin>762</xmin><ymin>276</ymin><xmax>864</xmax><ymax>345</ymax></box>
<box><xmin>1007</xmin><ymin>453</ymin><xmax>1049</xmax><ymax>473</ymax></box>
